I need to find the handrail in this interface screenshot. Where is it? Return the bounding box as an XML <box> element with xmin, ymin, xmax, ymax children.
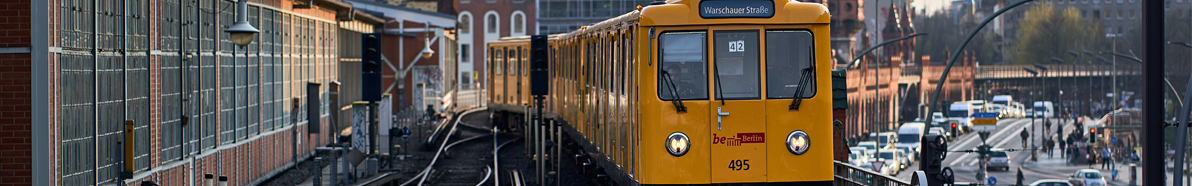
<box><xmin>833</xmin><ymin>161</ymin><xmax>914</xmax><ymax>186</ymax></box>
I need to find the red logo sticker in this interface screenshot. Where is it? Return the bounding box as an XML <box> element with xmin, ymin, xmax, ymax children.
<box><xmin>713</xmin><ymin>133</ymin><xmax>765</xmax><ymax>146</ymax></box>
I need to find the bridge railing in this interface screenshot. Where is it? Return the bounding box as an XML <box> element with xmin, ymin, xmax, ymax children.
<box><xmin>976</xmin><ymin>64</ymin><xmax>1141</xmax><ymax>79</ymax></box>
<box><xmin>834</xmin><ymin>161</ymin><xmax>914</xmax><ymax>186</ymax></box>
<box><xmin>455</xmin><ymin>89</ymin><xmax>486</xmax><ymax>110</ymax></box>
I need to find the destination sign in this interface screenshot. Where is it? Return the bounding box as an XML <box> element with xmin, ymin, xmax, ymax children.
<box><xmin>699</xmin><ymin>0</ymin><xmax>775</xmax><ymax>18</ymax></box>
<box><xmin>971</xmin><ymin>112</ymin><xmax>999</xmax><ymax>119</ymax></box>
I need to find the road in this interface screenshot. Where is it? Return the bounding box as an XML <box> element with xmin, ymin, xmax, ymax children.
<box><xmin>894</xmin><ymin>117</ymin><xmax>1081</xmax><ymax>185</ymax></box>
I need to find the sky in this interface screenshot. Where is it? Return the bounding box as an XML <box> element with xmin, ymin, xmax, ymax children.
<box><xmin>911</xmin><ymin>0</ymin><xmax>953</xmax><ymax>16</ymax></box>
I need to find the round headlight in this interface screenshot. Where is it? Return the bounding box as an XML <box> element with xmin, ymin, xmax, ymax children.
<box><xmin>787</xmin><ymin>130</ymin><xmax>810</xmax><ymax>155</ymax></box>
<box><xmin>666</xmin><ymin>132</ymin><xmax>690</xmax><ymax>156</ymax></box>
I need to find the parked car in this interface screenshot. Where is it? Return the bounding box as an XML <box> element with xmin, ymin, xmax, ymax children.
<box><xmin>1029</xmin><ymin>179</ymin><xmax>1074</xmax><ymax>186</ymax></box>
<box><xmin>985</xmin><ymin>148</ymin><xmax>1011</xmax><ymax>171</ymax></box>
<box><xmin>1067</xmin><ymin>169</ymin><xmax>1107</xmax><ymax>186</ymax></box>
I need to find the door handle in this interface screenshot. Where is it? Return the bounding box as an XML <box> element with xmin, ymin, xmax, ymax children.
<box><xmin>718</xmin><ymin>107</ymin><xmax>730</xmax><ymax>130</ymax></box>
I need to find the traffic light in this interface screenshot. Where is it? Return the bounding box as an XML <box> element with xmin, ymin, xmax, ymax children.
<box><xmin>362</xmin><ymin>34</ymin><xmax>382</xmax><ymax>102</ymax></box>
<box><xmin>530</xmin><ymin>35</ymin><xmax>550</xmax><ymax>96</ymax></box>
<box><xmin>1089</xmin><ymin>128</ymin><xmax>1097</xmax><ymax>143</ymax></box>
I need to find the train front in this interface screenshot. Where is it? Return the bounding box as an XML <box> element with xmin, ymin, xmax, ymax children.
<box><xmin>638</xmin><ymin>0</ymin><xmax>832</xmax><ymax>185</ymax></box>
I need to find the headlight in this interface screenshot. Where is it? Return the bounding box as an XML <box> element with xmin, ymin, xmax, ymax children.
<box><xmin>787</xmin><ymin>130</ymin><xmax>810</xmax><ymax>155</ymax></box>
<box><xmin>666</xmin><ymin>132</ymin><xmax>690</xmax><ymax>156</ymax></box>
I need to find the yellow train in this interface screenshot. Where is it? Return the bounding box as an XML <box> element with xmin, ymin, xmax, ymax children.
<box><xmin>486</xmin><ymin>0</ymin><xmax>832</xmax><ymax>184</ymax></box>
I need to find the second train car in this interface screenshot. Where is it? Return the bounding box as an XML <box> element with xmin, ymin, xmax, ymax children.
<box><xmin>486</xmin><ymin>0</ymin><xmax>832</xmax><ymax>185</ymax></box>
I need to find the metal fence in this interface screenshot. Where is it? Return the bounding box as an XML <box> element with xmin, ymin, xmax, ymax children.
<box><xmin>834</xmin><ymin>161</ymin><xmax>914</xmax><ymax>186</ymax></box>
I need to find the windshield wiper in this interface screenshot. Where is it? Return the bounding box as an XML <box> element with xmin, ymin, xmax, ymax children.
<box><xmin>713</xmin><ymin>57</ymin><xmax>725</xmax><ymax>105</ymax></box>
<box><xmin>661</xmin><ymin>70</ymin><xmax>688</xmax><ymax>112</ymax></box>
<box><xmin>790</xmin><ymin>47</ymin><xmax>816</xmax><ymax>110</ymax></box>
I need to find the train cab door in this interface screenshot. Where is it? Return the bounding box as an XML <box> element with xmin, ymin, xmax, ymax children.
<box><xmin>707</xmin><ymin>29</ymin><xmax>767</xmax><ymax>183</ymax></box>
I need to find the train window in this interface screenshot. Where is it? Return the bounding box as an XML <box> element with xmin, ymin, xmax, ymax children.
<box><xmin>765</xmin><ymin>30</ymin><xmax>816</xmax><ymax>99</ymax></box>
<box><xmin>658</xmin><ymin>31</ymin><xmax>708</xmax><ymax>100</ymax></box>
<box><xmin>494</xmin><ymin>48</ymin><xmax>502</xmax><ymax>75</ymax></box>
<box><xmin>508</xmin><ymin>48</ymin><xmax>516</xmax><ymax>75</ymax></box>
<box><xmin>713</xmin><ymin>30</ymin><xmax>761</xmax><ymax>99</ymax></box>
<box><xmin>522</xmin><ymin>48</ymin><xmax>528</xmax><ymax>76</ymax></box>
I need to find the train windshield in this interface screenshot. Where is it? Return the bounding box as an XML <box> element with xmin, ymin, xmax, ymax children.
<box><xmin>713</xmin><ymin>30</ymin><xmax>761</xmax><ymax>99</ymax></box>
<box><xmin>766</xmin><ymin>30</ymin><xmax>816</xmax><ymax>99</ymax></box>
<box><xmin>658</xmin><ymin>32</ymin><xmax>709</xmax><ymax>100</ymax></box>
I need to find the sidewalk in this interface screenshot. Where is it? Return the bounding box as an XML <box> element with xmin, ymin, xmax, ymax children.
<box><xmin>1021</xmin><ymin>116</ymin><xmax>1142</xmax><ymax>185</ymax></box>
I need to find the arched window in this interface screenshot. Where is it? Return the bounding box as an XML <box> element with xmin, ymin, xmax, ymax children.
<box><xmin>459</xmin><ymin>14</ymin><xmax>471</xmax><ymax>34</ymax></box>
<box><xmin>487</xmin><ymin>13</ymin><xmax>498</xmax><ymax>34</ymax></box>
<box><xmin>513</xmin><ymin>13</ymin><xmax>525</xmax><ymax>34</ymax></box>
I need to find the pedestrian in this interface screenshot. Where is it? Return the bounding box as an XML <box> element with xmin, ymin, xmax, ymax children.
<box><xmin>1017</xmin><ymin>167</ymin><xmax>1025</xmax><ymax>186</ymax></box>
<box><xmin>1059</xmin><ymin>136</ymin><xmax>1067</xmax><ymax>156</ymax></box>
<box><xmin>1102</xmin><ymin>147</ymin><xmax>1113</xmax><ymax>169</ymax></box>
<box><xmin>1021</xmin><ymin>129</ymin><xmax>1030</xmax><ymax>149</ymax></box>
<box><xmin>1046</xmin><ymin>139</ymin><xmax>1055</xmax><ymax>158</ymax></box>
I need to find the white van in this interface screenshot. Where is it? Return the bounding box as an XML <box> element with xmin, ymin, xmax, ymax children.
<box><xmin>896</xmin><ymin>122</ymin><xmax>926</xmax><ymax>157</ymax></box>
<box><xmin>991</xmin><ymin>95</ymin><xmax>1013</xmax><ymax>106</ymax></box>
<box><xmin>949</xmin><ymin>102</ymin><xmax>975</xmax><ymax>130</ymax></box>
<box><xmin>1033</xmin><ymin>101</ymin><xmax>1055</xmax><ymax>118</ymax></box>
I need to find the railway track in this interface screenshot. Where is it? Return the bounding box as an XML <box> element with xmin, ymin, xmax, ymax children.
<box><xmin>397</xmin><ymin>108</ymin><xmax>533</xmax><ymax>186</ymax></box>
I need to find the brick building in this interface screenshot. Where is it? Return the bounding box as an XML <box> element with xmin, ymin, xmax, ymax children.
<box><xmin>0</xmin><ymin>0</ymin><xmax>391</xmax><ymax>185</ymax></box>
<box><xmin>455</xmin><ymin>0</ymin><xmax>536</xmax><ymax>91</ymax></box>
<box><xmin>345</xmin><ymin>0</ymin><xmax>458</xmax><ymax>113</ymax></box>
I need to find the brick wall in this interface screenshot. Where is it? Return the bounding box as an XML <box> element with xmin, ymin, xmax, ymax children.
<box><xmin>15</xmin><ymin>0</ymin><xmax>348</xmax><ymax>185</ymax></box>
<box><xmin>0</xmin><ymin>1</ymin><xmax>35</xmax><ymax>185</ymax></box>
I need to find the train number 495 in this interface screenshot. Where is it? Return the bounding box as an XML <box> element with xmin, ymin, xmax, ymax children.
<box><xmin>728</xmin><ymin>159</ymin><xmax>750</xmax><ymax>171</ymax></box>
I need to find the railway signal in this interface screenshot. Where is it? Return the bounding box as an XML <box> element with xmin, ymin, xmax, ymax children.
<box><xmin>530</xmin><ymin>35</ymin><xmax>549</xmax><ymax>96</ymax></box>
<box><xmin>920</xmin><ymin>134</ymin><xmax>953</xmax><ymax>186</ymax></box>
<box><xmin>361</xmin><ymin>34</ymin><xmax>382</xmax><ymax>102</ymax></box>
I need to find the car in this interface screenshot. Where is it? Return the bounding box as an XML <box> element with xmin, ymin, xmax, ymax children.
<box><xmin>870</xmin><ymin>132</ymin><xmax>898</xmax><ymax>148</ymax></box>
<box><xmin>1024</xmin><ymin>108</ymin><xmax>1035</xmax><ymax>117</ymax></box>
<box><xmin>1029</xmin><ymin>179</ymin><xmax>1074</xmax><ymax>186</ymax></box>
<box><xmin>857</xmin><ymin>141</ymin><xmax>879</xmax><ymax>156</ymax></box>
<box><xmin>896</xmin><ymin>146</ymin><xmax>917</xmax><ymax>164</ymax></box>
<box><xmin>1067</xmin><ymin>169</ymin><xmax>1107</xmax><ymax>186</ymax></box>
<box><xmin>850</xmin><ymin>146</ymin><xmax>874</xmax><ymax>161</ymax></box>
<box><xmin>985</xmin><ymin>149</ymin><xmax>1010</xmax><ymax>171</ymax></box>
<box><xmin>878</xmin><ymin>151</ymin><xmax>904</xmax><ymax>174</ymax></box>
<box><xmin>930</xmin><ymin>112</ymin><xmax>946</xmax><ymax>126</ymax></box>
<box><xmin>928</xmin><ymin>127</ymin><xmax>951</xmax><ymax>141</ymax></box>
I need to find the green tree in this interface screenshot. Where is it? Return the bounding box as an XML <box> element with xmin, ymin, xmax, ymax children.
<box><xmin>1012</xmin><ymin>4</ymin><xmax>1106</xmax><ymax>65</ymax></box>
<box><xmin>914</xmin><ymin>10</ymin><xmax>998</xmax><ymax>65</ymax></box>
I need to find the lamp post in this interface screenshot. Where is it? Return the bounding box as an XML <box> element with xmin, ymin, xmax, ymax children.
<box><xmin>1024</xmin><ymin>67</ymin><xmax>1040</xmax><ymax>154</ymax></box>
<box><xmin>1032</xmin><ymin>63</ymin><xmax>1049</xmax><ymax>152</ymax></box>
<box><xmin>1165</xmin><ymin>41</ymin><xmax>1192</xmax><ymax>186</ymax></box>
<box><xmin>1084</xmin><ymin>50</ymin><xmax>1099</xmax><ymax>116</ymax></box>
<box><xmin>224</xmin><ymin>0</ymin><xmax>259</xmax><ymax>47</ymax></box>
<box><xmin>1067</xmin><ymin>50</ymin><xmax>1080</xmax><ymax>117</ymax></box>
<box><xmin>1050</xmin><ymin>56</ymin><xmax>1064</xmax><ymax>125</ymax></box>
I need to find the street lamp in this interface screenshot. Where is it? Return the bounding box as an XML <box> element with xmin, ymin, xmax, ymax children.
<box><xmin>420</xmin><ymin>22</ymin><xmax>435</xmax><ymax>59</ymax></box>
<box><xmin>1049</xmin><ymin>57</ymin><xmax>1064</xmax><ymax>126</ymax></box>
<box><xmin>224</xmin><ymin>0</ymin><xmax>259</xmax><ymax>47</ymax></box>
<box><xmin>1023</xmin><ymin>67</ymin><xmax>1040</xmax><ymax>156</ymax></box>
<box><xmin>1067</xmin><ymin>50</ymin><xmax>1080</xmax><ymax>117</ymax></box>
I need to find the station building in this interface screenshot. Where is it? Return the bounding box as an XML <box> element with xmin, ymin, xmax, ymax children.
<box><xmin>0</xmin><ymin>0</ymin><xmax>457</xmax><ymax>185</ymax></box>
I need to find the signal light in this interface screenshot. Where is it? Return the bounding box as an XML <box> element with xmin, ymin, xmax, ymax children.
<box><xmin>530</xmin><ymin>35</ymin><xmax>550</xmax><ymax>96</ymax></box>
<box><xmin>361</xmin><ymin>34</ymin><xmax>382</xmax><ymax>102</ymax></box>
